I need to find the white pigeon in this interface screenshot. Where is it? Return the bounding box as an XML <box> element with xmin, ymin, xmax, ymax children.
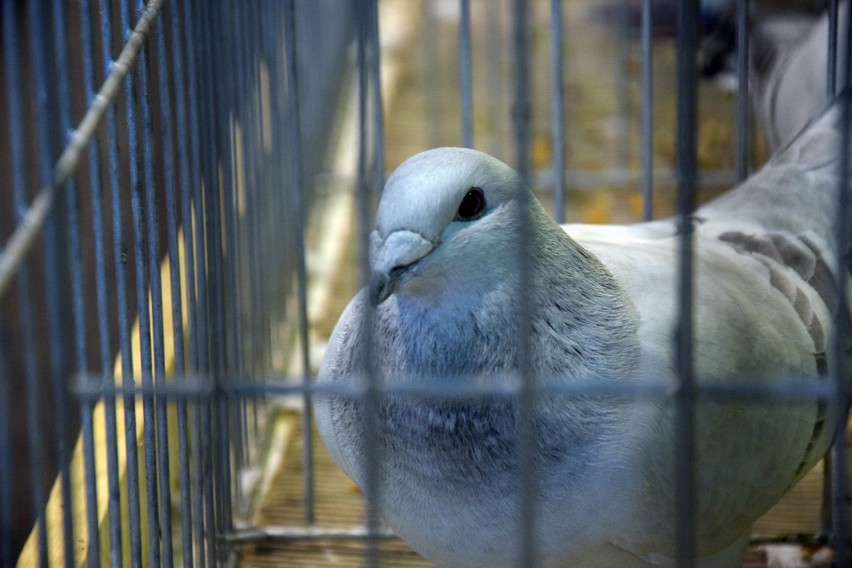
<box><xmin>314</xmin><ymin>108</ymin><xmax>851</xmax><ymax>567</ymax></box>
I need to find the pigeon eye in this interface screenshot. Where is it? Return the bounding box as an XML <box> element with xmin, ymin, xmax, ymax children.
<box><xmin>456</xmin><ymin>187</ymin><xmax>486</xmax><ymax>221</ymax></box>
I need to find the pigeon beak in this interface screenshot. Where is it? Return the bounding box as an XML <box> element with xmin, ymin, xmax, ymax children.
<box><xmin>369</xmin><ymin>229</ymin><xmax>436</xmax><ymax>305</ymax></box>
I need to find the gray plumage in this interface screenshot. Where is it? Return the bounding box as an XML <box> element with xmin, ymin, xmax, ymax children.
<box><xmin>314</xmin><ymin>107</ymin><xmax>851</xmax><ymax>567</ymax></box>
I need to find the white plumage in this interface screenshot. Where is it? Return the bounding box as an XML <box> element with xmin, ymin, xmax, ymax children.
<box><xmin>314</xmin><ymin>101</ymin><xmax>850</xmax><ymax>567</ymax></box>
<box><xmin>750</xmin><ymin>1</ymin><xmax>848</xmax><ymax>150</ymax></box>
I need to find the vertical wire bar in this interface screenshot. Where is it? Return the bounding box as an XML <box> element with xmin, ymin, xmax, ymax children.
<box><xmin>828</xmin><ymin>8</ymin><xmax>852</xmax><ymax>565</ymax></box>
<box><xmin>137</xmin><ymin>30</ymin><xmax>172</xmax><ymax>566</ymax></box>
<box><xmin>97</xmin><ymin>0</ymin><xmax>143</xmax><ymax>562</ymax></box>
<box><xmin>357</xmin><ymin>1</ymin><xmax>382</xmax><ymax>563</ymax></box>
<box><xmin>136</xmin><ymin>0</ymin><xmax>174</xmax><ymax>568</ymax></box>
<box><xmin>235</xmin><ymin>1</ymin><xmax>256</xmax><ymax>468</ymax></box>
<box><xmin>53</xmin><ymin>0</ymin><xmax>91</xmax><ymax>566</ymax></box>
<box><xmin>188</xmin><ymin>2</ymin><xmax>217</xmax><ymax>562</ymax></box>
<box><xmin>370</xmin><ymin>0</ymin><xmax>386</xmax><ymax>189</ymax></box>
<box><xmin>222</xmin><ymin>9</ymin><xmax>242</xmax><ymax>484</ymax></box>
<box><xmin>484</xmin><ymin>0</ymin><xmax>506</xmax><ymax>158</ymax></box>
<box><xmin>550</xmin><ymin>0</ymin><xmax>566</xmax><ymax>224</ymax></box>
<box><xmin>245</xmin><ymin>0</ymin><xmax>261</xmax><ymax>381</ymax></box>
<box><xmin>227</xmin><ymin>0</ymin><xmax>250</xmax><ymax>489</ymax></box>
<box><xmin>207</xmin><ymin>1</ymin><xmax>235</xmax><ymax>547</ymax></box>
<box><xmin>212</xmin><ymin>0</ymin><xmax>239</xmax><ymax>498</ymax></box>
<box><xmin>825</xmin><ymin>69</ymin><xmax>846</xmax><ymax>568</ymax></box>
<box><xmin>256</xmin><ymin>0</ymin><xmax>270</xmax><ymax>454</ymax></box>
<box><xmin>254</xmin><ymin>2</ymin><xmax>272</xmax><ymax>383</ymax></box>
<box><xmin>283</xmin><ymin>0</ymin><xmax>316</xmax><ymax>527</ymax></box>
<box><xmin>67</xmin><ymin>174</ymin><xmax>98</xmax><ymax>545</ymax></box>
<box><xmin>262</xmin><ymin>2</ymin><xmax>283</xmax><ymax>386</ymax></box>
<box><xmin>829</xmin><ymin>0</ymin><xmax>840</xmax><ymax>100</ymax></box>
<box><xmin>169</xmin><ymin>2</ymin><xmax>199</xmax><ymax>380</ymax></box>
<box><xmin>511</xmin><ymin>0</ymin><xmax>532</xmax><ymax>189</ymax></box>
<box><xmin>640</xmin><ymin>0</ymin><xmax>653</xmax><ymax>220</ymax></box>
<box><xmin>510</xmin><ymin>1</ymin><xmax>538</xmax><ymax>564</ymax></box>
<box><xmin>822</xmin><ymin>0</ymin><xmax>842</xmax><ymax>541</ymax></box>
<box><xmin>82</xmin><ymin>1</ymin><xmax>120</xmax><ymax>563</ymax></box>
<box><xmin>239</xmin><ymin>0</ymin><xmax>264</xmax><ymax>458</ymax></box>
<box><xmin>735</xmin><ymin>0</ymin><xmax>750</xmax><ymax>181</ymax></box>
<box><xmin>261</xmin><ymin>0</ymin><xmax>274</xmax><ymax>432</ymax></box>
<box><xmin>0</xmin><ymin>337</ymin><xmax>10</xmax><ymax>568</ymax></box>
<box><xmin>674</xmin><ymin>1</ymin><xmax>698</xmax><ymax>565</ymax></box>
<box><xmin>3</xmin><ymin>4</ymin><xmax>49</xmax><ymax>563</ymax></box>
<box><xmin>27</xmin><ymin>3</ymin><xmax>77</xmax><ymax>564</ymax></box>
<box><xmin>219</xmin><ymin>2</ymin><xmax>251</xmax><ymax>532</ymax></box>
<box><xmin>516</xmin><ymin>203</ymin><xmax>538</xmax><ymax>568</ymax></box>
<box><xmin>179</xmin><ymin>1</ymin><xmax>209</xmax><ymax>563</ymax></box>
<box><xmin>160</xmin><ymin>6</ymin><xmax>195</xmax><ymax>565</ymax></box>
<box><xmin>615</xmin><ymin>0</ymin><xmax>631</xmax><ymax>172</ymax></box>
<box><xmin>242</xmin><ymin>1</ymin><xmax>264</xmax><ymax>385</ymax></box>
<box><xmin>120</xmin><ymin>1</ymin><xmax>162</xmax><ymax>563</ymax></box>
<box><xmin>191</xmin><ymin>0</ymin><xmax>215</xmax><ymax>557</ymax></box>
<box><xmin>422</xmin><ymin>1</ymin><xmax>441</xmax><ymax>148</ymax></box>
<box><xmin>205</xmin><ymin>7</ymin><xmax>231</xmax><ymax>536</ymax></box>
<box><xmin>516</xmin><ymin>184</ymin><xmax>539</xmax><ymax>566</ymax></box>
<box><xmin>271</xmin><ymin>1</ymin><xmax>290</xmax><ymax>376</ymax></box>
<box><xmin>258</xmin><ymin>0</ymin><xmax>272</xmax><ymax>384</ymax></box>
<box><xmin>17</xmin><ymin>270</ymin><xmax>47</xmax><ymax>567</ymax></box>
<box><xmin>195</xmin><ymin>0</ymin><xmax>229</xmax><ymax>554</ymax></box>
<box><xmin>459</xmin><ymin>0</ymin><xmax>474</xmax><ymax>148</ymax></box>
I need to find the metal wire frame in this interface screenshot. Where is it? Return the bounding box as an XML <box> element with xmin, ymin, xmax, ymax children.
<box><xmin>674</xmin><ymin>2</ymin><xmax>699</xmax><ymax>563</ymax></box>
<box><xmin>1</xmin><ymin>1</ymin><xmax>851</xmax><ymax>568</ymax></box>
<box><xmin>0</xmin><ymin>0</ymin><xmax>354</xmax><ymax>566</ymax></box>
<box><xmin>829</xmin><ymin>5</ymin><xmax>852</xmax><ymax>567</ymax></box>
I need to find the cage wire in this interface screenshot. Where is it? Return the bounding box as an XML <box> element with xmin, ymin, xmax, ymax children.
<box><xmin>0</xmin><ymin>0</ymin><xmax>850</xmax><ymax>567</ymax></box>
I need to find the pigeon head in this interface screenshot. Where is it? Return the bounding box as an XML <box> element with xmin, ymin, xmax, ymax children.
<box><xmin>369</xmin><ymin>147</ymin><xmax>531</xmax><ymax>305</ymax></box>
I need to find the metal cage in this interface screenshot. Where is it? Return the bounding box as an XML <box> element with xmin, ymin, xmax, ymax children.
<box><xmin>0</xmin><ymin>0</ymin><xmax>849</xmax><ymax>567</ymax></box>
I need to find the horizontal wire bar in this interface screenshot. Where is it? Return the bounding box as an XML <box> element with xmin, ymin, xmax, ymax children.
<box><xmin>223</xmin><ymin>525</ymin><xmax>844</xmax><ymax>547</ymax></box>
<box><xmin>0</xmin><ymin>0</ymin><xmax>166</xmax><ymax>301</ymax></box>
<box><xmin>69</xmin><ymin>372</ymin><xmax>841</xmax><ymax>404</ymax></box>
<box><xmin>71</xmin><ymin>375</ymin><xmax>216</xmax><ymax>400</ymax></box>
<box><xmin>237</xmin><ymin>376</ymin><xmax>842</xmax><ymax>403</ymax></box>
